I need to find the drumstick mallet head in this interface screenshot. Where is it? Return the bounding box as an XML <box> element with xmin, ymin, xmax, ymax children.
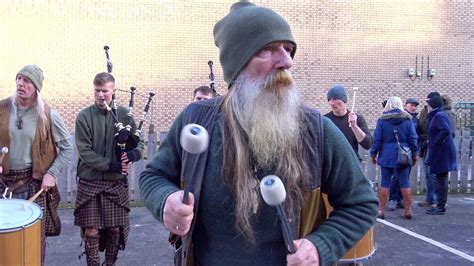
<box><xmin>0</xmin><ymin>147</ymin><xmax>8</xmax><ymax>164</ymax></box>
<box><xmin>260</xmin><ymin>175</ymin><xmax>296</xmax><ymax>254</ymax></box>
<box><xmin>180</xmin><ymin>124</ymin><xmax>210</xmax><ymax>203</ymax></box>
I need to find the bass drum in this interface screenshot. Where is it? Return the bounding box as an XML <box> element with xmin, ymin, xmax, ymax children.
<box><xmin>0</xmin><ymin>198</ymin><xmax>42</xmax><ymax>266</ymax></box>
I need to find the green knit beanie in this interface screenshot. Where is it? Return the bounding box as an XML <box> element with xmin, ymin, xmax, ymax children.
<box><xmin>16</xmin><ymin>64</ymin><xmax>44</xmax><ymax>92</ymax></box>
<box><xmin>213</xmin><ymin>1</ymin><xmax>297</xmax><ymax>86</ymax></box>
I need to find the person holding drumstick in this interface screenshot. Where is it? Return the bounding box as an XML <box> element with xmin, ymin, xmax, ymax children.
<box><xmin>0</xmin><ymin>64</ymin><xmax>73</xmax><ymax>264</ymax></box>
<box><xmin>139</xmin><ymin>1</ymin><xmax>377</xmax><ymax>265</ymax></box>
<box><xmin>325</xmin><ymin>85</ymin><xmax>373</xmax><ymax>161</ymax></box>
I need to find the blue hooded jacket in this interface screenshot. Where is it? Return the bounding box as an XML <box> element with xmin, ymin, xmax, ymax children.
<box><xmin>370</xmin><ymin>109</ymin><xmax>418</xmax><ymax>168</ymax></box>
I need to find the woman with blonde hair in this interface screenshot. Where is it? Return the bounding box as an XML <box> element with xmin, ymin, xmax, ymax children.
<box><xmin>370</xmin><ymin>96</ymin><xmax>418</xmax><ymax>219</ymax></box>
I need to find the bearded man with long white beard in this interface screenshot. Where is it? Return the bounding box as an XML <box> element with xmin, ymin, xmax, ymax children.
<box><xmin>139</xmin><ymin>1</ymin><xmax>378</xmax><ymax>265</ymax></box>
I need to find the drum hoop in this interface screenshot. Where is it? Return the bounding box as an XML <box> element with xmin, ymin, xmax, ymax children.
<box><xmin>0</xmin><ymin>199</ymin><xmax>42</xmax><ymax>232</ymax></box>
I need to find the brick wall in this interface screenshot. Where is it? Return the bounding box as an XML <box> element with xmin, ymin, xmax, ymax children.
<box><xmin>1</xmin><ymin>0</ymin><xmax>472</xmax><ymax>133</ymax></box>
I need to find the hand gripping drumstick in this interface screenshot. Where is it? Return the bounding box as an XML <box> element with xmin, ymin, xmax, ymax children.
<box><xmin>180</xmin><ymin>124</ymin><xmax>209</xmax><ymax>204</ymax></box>
<box><xmin>260</xmin><ymin>175</ymin><xmax>296</xmax><ymax>254</ymax></box>
<box><xmin>349</xmin><ymin>87</ymin><xmax>358</xmax><ymax>128</ymax></box>
<box><xmin>0</xmin><ymin>147</ymin><xmax>7</xmax><ymax>177</ymax></box>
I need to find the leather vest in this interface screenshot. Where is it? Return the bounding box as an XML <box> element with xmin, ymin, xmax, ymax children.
<box><xmin>0</xmin><ymin>98</ymin><xmax>56</xmax><ymax>179</ymax></box>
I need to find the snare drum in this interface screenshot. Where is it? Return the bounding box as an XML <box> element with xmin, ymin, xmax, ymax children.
<box><xmin>0</xmin><ymin>198</ymin><xmax>42</xmax><ymax>266</ymax></box>
<box><xmin>322</xmin><ymin>194</ymin><xmax>376</xmax><ymax>263</ymax></box>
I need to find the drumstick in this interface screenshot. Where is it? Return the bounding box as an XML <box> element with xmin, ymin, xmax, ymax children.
<box><xmin>0</xmin><ymin>146</ymin><xmax>8</xmax><ymax>164</ymax></box>
<box><xmin>28</xmin><ymin>188</ymin><xmax>44</xmax><ymax>202</ymax></box>
<box><xmin>351</xmin><ymin>87</ymin><xmax>358</xmax><ymax>113</ymax></box>
<box><xmin>349</xmin><ymin>87</ymin><xmax>358</xmax><ymax>128</ymax></box>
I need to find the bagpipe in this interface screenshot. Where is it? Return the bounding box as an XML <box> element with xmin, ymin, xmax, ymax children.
<box><xmin>102</xmin><ymin>46</ymin><xmax>155</xmax><ymax>174</ymax></box>
<box><xmin>208</xmin><ymin>60</ymin><xmax>220</xmax><ymax>96</ymax></box>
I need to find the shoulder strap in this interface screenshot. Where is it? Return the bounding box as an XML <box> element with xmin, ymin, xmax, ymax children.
<box><xmin>171</xmin><ymin>97</ymin><xmax>222</xmax><ymax>266</ymax></box>
<box><xmin>393</xmin><ymin>129</ymin><xmax>401</xmax><ymax>144</ymax></box>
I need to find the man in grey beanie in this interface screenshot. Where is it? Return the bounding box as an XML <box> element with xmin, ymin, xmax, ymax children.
<box><xmin>324</xmin><ymin>84</ymin><xmax>373</xmax><ymax>161</ymax></box>
<box><xmin>0</xmin><ymin>64</ymin><xmax>73</xmax><ymax>264</ymax></box>
<box><xmin>140</xmin><ymin>2</ymin><xmax>377</xmax><ymax>266</ymax></box>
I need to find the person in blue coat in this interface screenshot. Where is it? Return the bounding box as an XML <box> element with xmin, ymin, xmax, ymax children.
<box><xmin>425</xmin><ymin>93</ymin><xmax>458</xmax><ymax>215</ymax></box>
<box><xmin>370</xmin><ymin>96</ymin><xmax>418</xmax><ymax>220</ymax></box>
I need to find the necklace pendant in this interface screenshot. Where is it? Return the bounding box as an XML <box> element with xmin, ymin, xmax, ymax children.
<box><xmin>16</xmin><ymin>117</ymin><xmax>23</xmax><ymax>130</ymax></box>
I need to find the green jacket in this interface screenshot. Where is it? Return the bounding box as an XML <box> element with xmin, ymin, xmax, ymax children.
<box><xmin>139</xmin><ymin>98</ymin><xmax>377</xmax><ymax>266</ymax></box>
<box><xmin>75</xmin><ymin>103</ymin><xmax>143</xmax><ymax>180</ymax></box>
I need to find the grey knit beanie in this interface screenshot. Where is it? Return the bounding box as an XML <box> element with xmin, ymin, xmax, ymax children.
<box><xmin>213</xmin><ymin>1</ymin><xmax>296</xmax><ymax>86</ymax></box>
<box><xmin>16</xmin><ymin>64</ymin><xmax>44</xmax><ymax>92</ymax></box>
<box><xmin>327</xmin><ymin>85</ymin><xmax>347</xmax><ymax>102</ymax></box>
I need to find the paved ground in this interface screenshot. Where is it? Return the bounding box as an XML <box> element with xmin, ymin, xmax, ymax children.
<box><xmin>43</xmin><ymin>194</ymin><xmax>474</xmax><ymax>266</ymax></box>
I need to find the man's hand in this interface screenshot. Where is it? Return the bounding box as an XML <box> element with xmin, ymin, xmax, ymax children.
<box><xmin>163</xmin><ymin>191</ymin><xmax>195</xmax><ymax>236</ymax></box>
<box><xmin>412</xmin><ymin>156</ymin><xmax>417</xmax><ymax>166</ymax></box>
<box><xmin>371</xmin><ymin>156</ymin><xmax>377</xmax><ymax>164</ymax></box>
<box><xmin>120</xmin><ymin>159</ymin><xmax>129</xmax><ymax>175</ymax></box>
<box><xmin>124</xmin><ymin>149</ymin><xmax>141</xmax><ymax>163</ymax></box>
<box><xmin>287</xmin><ymin>238</ymin><xmax>319</xmax><ymax>265</ymax></box>
<box><xmin>348</xmin><ymin>111</ymin><xmax>358</xmax><ymax>127</ymax></box>
<box><xmin>41</xmin><ymin>173</ymin><xmax>56</xmax><ymax>191</ymax></box>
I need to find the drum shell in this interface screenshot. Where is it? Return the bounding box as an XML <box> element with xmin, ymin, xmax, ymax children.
<box><xmin>0</xmin><ymin>199</ymin><xmax>42</xmax><ymax>266</ymax></box>
<box><xmin>322</xmin><ymin>194</ymin><xmax>376</xmax><ymax>263</ymax></box>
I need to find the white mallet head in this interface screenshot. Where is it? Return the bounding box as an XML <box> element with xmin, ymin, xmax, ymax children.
<box><xmin>0</xmin><ymin>147</ymin><xmax>8</xmax><ymax>164</ymax></box>
<box><xmin>180</xmin><ymin>124</ymin><xmax>210</xmax><ymax>154</ymax></box>
<box><xmin>260</xmin><ymin>175</ymin><xmax>286</xmax><ymax>206</ymax></box>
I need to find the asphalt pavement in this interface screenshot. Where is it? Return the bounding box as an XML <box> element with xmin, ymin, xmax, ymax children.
<box><xmin>43</xmin><ymin>194</ymin><xmax>474</xmax><ymax>266</ymax></box>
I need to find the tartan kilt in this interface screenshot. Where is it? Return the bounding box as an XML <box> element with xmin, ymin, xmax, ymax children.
<box><xmin>74</xmin><ymin>178</ymin><xmax>131</xmax><ymax>250</ymax></box>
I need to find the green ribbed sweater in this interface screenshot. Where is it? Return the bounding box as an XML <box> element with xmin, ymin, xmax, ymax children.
<box><xmin>139</xmin><ymin>105</ymin><xmax>378</xmax><ymax>266</ymax></box>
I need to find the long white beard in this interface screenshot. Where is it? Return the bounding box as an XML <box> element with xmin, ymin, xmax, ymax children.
<box><xmin>231</xmin><ymin>70</ymin><xmax>302</xmax><ymax>168</ymax></box>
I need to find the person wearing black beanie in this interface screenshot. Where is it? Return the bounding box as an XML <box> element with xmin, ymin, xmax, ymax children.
<box><xmin>427</xmin><ymin>95</ymin><xmax>444</xmax><ymax>109</ymax></box>
<box><xmin>140</xmin><ymin>2</ymin><xmax>377</xmax><ymax>266</ymax></box>
<box><xmin>425</xmin><ymin>92</ymin><xmax>457</xmax><ymax>215</ymax></box>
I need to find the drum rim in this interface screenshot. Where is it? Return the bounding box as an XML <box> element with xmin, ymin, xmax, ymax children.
<box><xmin>0</xmin><ymin>198</ymin><xmax>42</xmax><ymax>232</ymax></box>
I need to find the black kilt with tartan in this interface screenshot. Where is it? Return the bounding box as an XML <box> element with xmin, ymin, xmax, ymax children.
<box><xmin>74</xmin><ymin>178</ymin><xmax>130</xmax><ymax>251</ymax></box>
<box><xmin>0</xmin><ymin>168</ymin><xmax>61</xmax><ymax>264</ymax></box>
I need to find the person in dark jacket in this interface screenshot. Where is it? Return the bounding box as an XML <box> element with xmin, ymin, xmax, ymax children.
<box><xmin>425</xmin><ymin>93</ymin><xmax>458</xmax><ymax>215</ymax></box>
<box><xmin>370</xmin><ymin>96</ymin><xmax>418</xmax><ymax>220</ymax></box>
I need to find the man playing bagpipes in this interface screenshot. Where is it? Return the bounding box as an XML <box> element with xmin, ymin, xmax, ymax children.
<box><xmin>74</xmin><ymin>72</ymin><xmax>144</xmax><ymax>265</ymax></box>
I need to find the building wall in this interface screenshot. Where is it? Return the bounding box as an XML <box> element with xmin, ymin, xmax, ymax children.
<box><xmin>1</xmin><ymin>0</ymin><xmax>473</xmax><ymax>134</ymax></box>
